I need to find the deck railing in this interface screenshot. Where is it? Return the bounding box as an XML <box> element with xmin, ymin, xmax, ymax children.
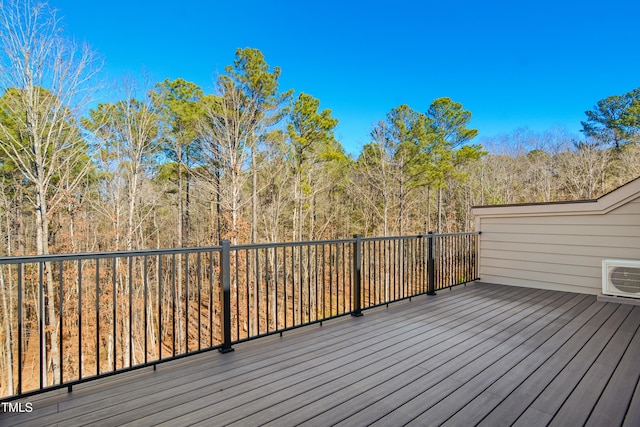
<box><xmin>0</xmin><ymin>232</ymin><xmax>479</xmax><ymax>400</ymax></box>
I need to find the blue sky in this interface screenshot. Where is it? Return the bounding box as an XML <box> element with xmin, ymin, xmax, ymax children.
<box><xmin>50</xmin><ymin>0</ymin><xmax>640</xmax><ymax>154</ymax></box>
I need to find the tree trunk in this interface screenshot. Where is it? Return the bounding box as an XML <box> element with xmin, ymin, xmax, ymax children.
<box><xmin>427</xmin><ymin>186</ymin><xmax>431</xmax><ymax>232</ymax></box>
<box><xmin>293</xmin><ymin>171</ymin><xmax>301</xmax><ymax>242</ymax></box>
<box><xmin>399</xmin><ymin>177</ymin><xmax>405</xmax><ymax>236</ymax></box>
<box><xmin>35</xmin><ymin>180</ymin><xmax>60</xmax><ymax>385</ymax></box>
<box><xmin>185</xmin><ymin>175</ymin><xmax>191</xmax><ymax>246</ymax></box>
<box><xmin>185</xmin><ymin>150</ymin><xmax>191</xmax><ymax>247</ymax></box>
<box><xmin>0</xmin><ymin>267</ymin><xmax>13</xmax><ymax>395</ymax></box>
<box><xmin>231</xmin><ymin>168</ymin><xmax>240</xmax><ymax>245</ymax></box>
<box><xmin>216</xmin><ymin>168</ymin><xmax>222</xmax><ymax>244</ymax></box>
<box><xmin>437</xmin><ymin>187</ymin><xmax>443</xmax><ymax>234</ymax></box>
<box><xmin>177</xmin><ymin>144</ymin><xmax>184</xmax><ymax>249</ymax></box>
<box><xmin>251</xmin><ymin>147</ymin><xmax>257</xmax><ymax>244</ymax></box>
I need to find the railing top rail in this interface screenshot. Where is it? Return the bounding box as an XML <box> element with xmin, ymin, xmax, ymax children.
<box><xmin>0</xmin><ymin>231</ymin><xmax>480</xmax><ymax>264</ymax></box>
<box><xmin>231</xmin><ymin>237</ymin><xmax>357</xmax><ymax>251</ymax></box>
<box><xmin>0</xmin><ymin>245</ymin><xmax>223</xmax><ymax>265</ymax></box>
<box><xmin>361</xmin><ymin>231</ymin><xmax>479</xmax><ymax>242</ymax></box>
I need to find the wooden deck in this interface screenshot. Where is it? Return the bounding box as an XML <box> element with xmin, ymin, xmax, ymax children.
<box><xmin>2</xmin><ymin>282</ymin><xmax>640</xmax><ymax>426</ymax></box>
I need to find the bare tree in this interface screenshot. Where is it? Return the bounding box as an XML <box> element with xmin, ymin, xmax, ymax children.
<box><xmin>355</xmin><ymin>122</ymin><xmax>400</xmax><ymax>236</ymax></box>
<box><xmin>83</xmin><ymin>82</ymin><xmax>161</xmax><ymax>363</ymax></box>
<box><xmin>0</xmin><ymin>0</ymin><xmax>99</xmax><ymax>386</ymax></box>
<box><xmin>557</xmin><ymin>140</ymin><xmax>613</xmax><ymax>199</ymax></box>
<box><xmin>199</xmin><ymin>82</ymin><xmax>261</xmax><ymax>244</ymax></box>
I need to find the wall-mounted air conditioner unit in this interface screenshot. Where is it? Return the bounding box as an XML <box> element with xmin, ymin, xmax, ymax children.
<box><xmin>602</xmin><ymin>259</ymin><xmax>640</xmax><ymax>298</ymax></box>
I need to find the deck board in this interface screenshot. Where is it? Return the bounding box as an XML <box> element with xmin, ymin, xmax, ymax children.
<box><xmin>623</xmin><ymin>371</ymin><xmax>640</xmax><ymax>427</ymax></box>
<box><xmin>586</xmin><ymin>307</ymin><xmax>640</xmax><ymax>426</ymax></box>
<box><xmin>477</xmin><ymin>300</ymin><xmax>615</xmax><ymax>426</ymax></box>
<box><xmin>2</xmin><ymin>282</ymin><xmax>640</xmax><ymax>427</ymax></box>
<box><xmin>526</xmin><ymin>304</ymin><xmax>632</xmax><ymax>419</ymax></box>
<box><xmin>136</xmin><ymin>289</ymin><xmax>510</xmax><ymax>425</ymax></box>
<box><xmin>152</xmin><ymin>286</ymin><xmax>533</xmax><ymax>426</ymax></box>
<box><xmin>404</xmin><ymin>293</ymin><xmax>585</xmax><ymax>426</ymax></box>
<box><xmin>129</xmin><ymin>285</ymin><xmax>532</xmax><ymax>426</ymax></box>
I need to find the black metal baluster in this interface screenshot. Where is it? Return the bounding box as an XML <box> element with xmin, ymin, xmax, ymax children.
<box><xmin>245</xmin><ymin>249</ymin><xmax>249</xmax><ymax>338</ymax></box>
<box><xmin>331</xmin><ymin>243</ymin><xmax>335</xmax><ymax>316</ymax></box>
<box><xmin>95</xmin><ymin>259</ymin><xmax>99</xmax><ymax>375</ymax></box>
<box><xmin>365</xmin><ymin>242</ymin><xmax>370</xmax><ymax>308</ymax></box>
<box><xmin>399</xmin><ymin>240</ymin><xmax>403</xmax><ymax>299</ymax></box>
<box><xmin>144</xmin><ymin>255</ymin><xmax>148</xmax><ymax>363</ymax></box>
<box><xmin>185</xmin><ymin>253</ymin><xmax>189</xmax><ymax>353</ymax></box>
<box><xmin>341</xmin><ymin>242</ymin><xmax>347</xmax><ymax>313</ymax></box>
<box><xmin>467</xmin><ymin>234</ymin><xmax>471</xmax><ymax>282</ymax></box>
<box><xmin>313</xmin><ymin>245</ymin><xmax>320</xmax><ymax>320</ymax></box>
<box><xmin>403</xmin><ymin>239</ymin><xmax>408</xmax><ymax>299</ymax></box>
<box><xmin>284</xmin><ymin>246</ymin><xmax>287</xmax><ymax>328</ymax></box>
<box><xmin>128</xmin><ymin>256</ymin><xmax>133</xmax><ymax>367</ymax></box>
<box><xmin>452</xmin><ymin>235</ymin><xmax>457</xmax><ymax>285</ymax></box>
<box><xmin>266</xmin><ymin>248</ymin><xmax>270</xmax><ymax>332</ymax></box>
<box><xmin>374</xmin><ymin>240</ymin><xmax>378</xmax><ymax>304</ymax></box>
<box><xmin>469</xmin><ymin>234</ymin><xmax>473</xmax><ymax>281</ymax></box>
<box><xmin>409</xmin><ymin>238</ymin><xmax>413</xmax><ymax>296</ymax></box>
<box><xmin>348</xmin><ymin>243</ymin><xmax>353</xmax><ymax>312</ymax></box>
<box><xmin>78</xmin><ymin>259</ymin><xmax>83</xmax><ymax>379</ymax></box>
<box><xmin>322</xmin><ymin>244</ymin><xmax>327</xmax><ymax>319</ymax></box>
<box><xmin>298</xmin><ymin>245</ymin><xmax>303</xmax><ymax>324</ymax></box>
<box><xmin>427</xmin><ymin>232</ymin><xmax>436</xmax><ymax>295</ymax></box>
<box><xmin>390</xmin><ymin>240</ymin><xmax>395</xmax><ymax>301</ymax></box>
<box><xmin>39</xmin><ymin>262</ymin><xmax>44</xmax><ymax>389</ymax></box>
<box><xmin>197</xmin><ymin>252</ymin><xmax>202</xmax><ymax>350</ymax></box>
<box><xmin>411</xmin><ymin>238</ymin><xmax>415</xmax><ymax>296</ymax></box>
<box><xmin>158</xmin><ymin>255</ymin><xmax>163</xmax><ymax>360</ymax></box>
<box><xmin>112</xmin><ymin>258</ymin><xmax>117</xmax><ymax>372</ymax></box>
<box><xmin>17</xmin><ymin>263</ymin><xmax>23</xmax><ymax>395</ymax></box>
<box><xmin>307</xmin><ymin>244</ymin><xmax>311</xmax><ymax>322</ymax></box>
<box><xmin>209</xmin><ymin>250</ymin><xmax>214</xmax><ymax>347</ymax></box>
<box><xmin>292</xmin><ymin>245</ymin><xmax>296</xmax><ymax>326</ymax></box>
<box><xmin>275</xmin><ymin>247</ymin><xmax>279</xmax><ymax>332</ymax></box>
<box><xmin>60</xmin><ymin>261</ymin><xmax>64</xmax><ymax>383</ymax></box>
<box><xmin>337</xmin><ymin>243</ymin><xmax>342</xmax><ymax>314</ymax></box>
<box><xmin>172</xmin><ymin>254</ymin><xmax>176</xmax><ymax>357</ymax></box>
<box><xmin>254</xmin><ymin>248</ymin><xmax>258</xmax><ymax>336</ymax></box>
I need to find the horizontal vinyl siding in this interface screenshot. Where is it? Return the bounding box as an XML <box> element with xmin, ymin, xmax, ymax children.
<box><xmin>482</xmin><ymin>256</ymin><xmax>601</xmax><ymax>279</ymax></box>
<box><xmin>483</xmin><ymin>232</ymin><xmax>639</xmax><ymax>249</ymax></box>
<box><xmin>480</xmin><ymin>223</ymin><xmax>640</xmax><ymax>238</ymax></box>
<box><xmin>476</xmin><ymin>197</ymin><xmax>640</xmax><ymax>295</ymax></box>
<box><xmin>482</xmin><ymin>213</ymin><xmax>639</xmax><ymax>226</ymax></box>
<box><xmin>482</xmin><ymin>248</ymin><xmax>622</xmax><ymax>267</ymax></box>
<box><xmin>480</xmin><ymin>240</ymin><xmax>640</xmax><ymax>259</ymax></box>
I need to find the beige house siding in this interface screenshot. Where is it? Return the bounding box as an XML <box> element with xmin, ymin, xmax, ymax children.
<box><xmin>471</xmin><ymin>178</ymin><xmax>640</xmax><ymax>295</ymax></box>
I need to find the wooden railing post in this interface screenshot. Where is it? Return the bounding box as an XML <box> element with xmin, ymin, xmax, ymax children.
<box><xmin>427</xmin><ymin>231</ymin><xmax>436</xmax><ymax>296</ymax></box>
<box><xmin>352</xmin><ymin>234</ymin><xmax>363</xmax><ymax>317</ymax></box>
<box><xmin>219</xmin><ymin>240</ymin><xmax>234</xmax><ymax>353</ymax></box>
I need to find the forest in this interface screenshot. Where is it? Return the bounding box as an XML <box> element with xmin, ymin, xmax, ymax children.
<box><xmin>1</xmin><ymin>0</ymin><xmax>639</xmax><ymax>398</ymax></box>
<box><xmin>1</xmin><ymin>2</ymin><xmax>639</xmax><ymax>258</ymax></box>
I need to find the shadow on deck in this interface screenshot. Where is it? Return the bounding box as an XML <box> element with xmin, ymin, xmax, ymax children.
<box><xmin>2</xmin><ymin>282</ymin><xmax>640</xmax><ymax>426</ymax></box>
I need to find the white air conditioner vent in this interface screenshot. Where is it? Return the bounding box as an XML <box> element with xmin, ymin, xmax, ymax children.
<box><xmin>602</xmin><ymin>260</ymin><xmax>640</xmax><ymax>298</ymax></box>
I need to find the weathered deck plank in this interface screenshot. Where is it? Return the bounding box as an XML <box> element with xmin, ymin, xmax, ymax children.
<box><xmin>2</xmin><ymin>282</ymin><xmax>640</xmax><ymax>427</ymax></box>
